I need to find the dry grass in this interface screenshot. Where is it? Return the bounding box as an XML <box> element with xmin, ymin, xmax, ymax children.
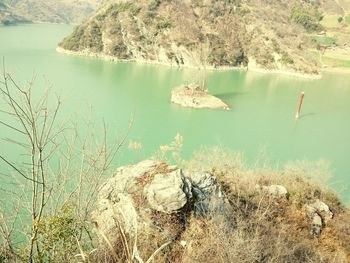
<box><xmin>182</xmin><ymin>147</ymin><xmax>350</xmax><ymax>263</ymax></box>
<box><xmin>97</xmin><ymin>147</ymin><xmax>350</xmax><ymax>263</ymax></box>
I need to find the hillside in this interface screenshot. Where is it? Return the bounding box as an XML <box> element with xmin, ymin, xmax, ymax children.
<box><xmin>90</xmin><ymin>156</ymin><xmax>350</xmax><ymax>263</ymax></box>
<box><xmin>0</xmin><ymin>1</ymin><xmax>29</xmax><ymax>25</ymax></box>
<box><xmin>0</xmin><ymin>0</ymin><xmax>100</xmax><ymax>24</ymax></box>
<box><xmin>2</xmin><ymin>146</ymin><xmax>350</xmax><ymax>262</ymax></box>
<box><xmin>57</xmin><ymin>0</ymin><xmax>350</xmax><ymax>77</ymax></box>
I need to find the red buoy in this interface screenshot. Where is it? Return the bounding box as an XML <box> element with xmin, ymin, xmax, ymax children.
<box><xmin>295</xmin><ymin>92</ymin><xmax>305</xmax><ymax>119</ymax></box>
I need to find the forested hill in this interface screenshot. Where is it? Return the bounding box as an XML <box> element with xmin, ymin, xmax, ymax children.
<box><xmin>59</xmin><ymin>0</ymin><xmax>350</xmax><ymax>75</ymax></box>
<box><xmin>0</xmin><ymin>0</ymin><xmax>100</xmax><ymax>24</ymax></box>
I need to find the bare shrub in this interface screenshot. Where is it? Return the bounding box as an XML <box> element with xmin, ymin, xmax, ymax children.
<box><xmin>0</xmin><ymin>65</ymin><xmax>130</xmax><ymax>262</ymax></box>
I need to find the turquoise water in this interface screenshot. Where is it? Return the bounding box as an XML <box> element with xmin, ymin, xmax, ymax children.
<box><xmin>0</xmin><ymin>24</ymin><xmax>350</xmax><ymax>202</ymax></box>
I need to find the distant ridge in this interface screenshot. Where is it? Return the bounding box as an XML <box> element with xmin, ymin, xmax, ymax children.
<box><xmin>0</xmin><ymin>0</ymin><xmax>100</xmax><ymax>25</ymax></box>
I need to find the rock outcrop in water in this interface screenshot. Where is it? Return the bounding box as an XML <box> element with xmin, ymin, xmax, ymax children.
<box><xmin>171</xmin><ymin>84</ymin><xmax>229</xmax><ymax>110</ymax></box>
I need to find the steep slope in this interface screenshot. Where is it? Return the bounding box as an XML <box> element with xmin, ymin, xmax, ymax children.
<box><xmin>58</xmin><ymin>0</ymin><xmax>338</xmax><ymax>76</ymax></box>
<box><xmin>0</xmin><ymin>0</ymin><xmax>100</xmax><ymax>24</ymax></box>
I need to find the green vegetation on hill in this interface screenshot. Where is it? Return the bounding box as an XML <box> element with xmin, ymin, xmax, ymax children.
<box><xmin>345</xmin><ymin>15</ymin><xmax>350</xmax><ymax>25</ymax></box>
<box><xmin>302</xmin><ymin>1</ymin><xmax>350</xmax><ymax>72</ymax></box>
<box><xmin>319</xmin><ymin>54</ymin><xmax>350</xmax><ymax>69</ymax></box>
<box><xmin>60</xmin><ymin>0</ymin><xmax>335</xmax><ymax>75</ymax></box>
<box><xmin>312</xmin><ymin>36</ymin><xmax>337</xmax><ymax>47</ymax></box>
<box><xmin>290</xmin><ymin>4</ymin><xmax>324</xmax><ymax>32</ymax></box>
<box><xmin>63</xmin><ymin>23</ymin><xmax>103</xmax><ymax>52</ymax></box>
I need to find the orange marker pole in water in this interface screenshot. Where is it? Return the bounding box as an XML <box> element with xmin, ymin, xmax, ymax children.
<box><xmin>295</xmin><ymin>92</ymin><xmax>305</xmax><ymax>119</ymax></box>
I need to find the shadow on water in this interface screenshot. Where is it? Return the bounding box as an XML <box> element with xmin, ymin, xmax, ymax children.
<box><xmin>293</xmin><ymin>112</ymin><xmax>316</xmax><ymax>131</ymax></box>
<box><xmin>299</xmin><ymin>112</ymin><xmax>316</xmax><ymax>119</ymax></box>
<box><xmin>214</xmin><ymin>91</ymin><xmax>247</xmax><ymax>100</ymax></box>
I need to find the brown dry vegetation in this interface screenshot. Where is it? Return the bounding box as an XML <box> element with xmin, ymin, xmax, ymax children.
<box><xmin>96</xmin><ymin>147</ymin><xmax>350</xmax><ymax>263</ymax></box>
<box><xmin>180</xmin><ymin>147</ymin><xmax>350</xmax><ymax>263</ymax></box>
<box><xmin>1</xmin><ymin>140</ymin><xmax>350</xmax><ymax>262</ymax></box>
<box><xmin>60</xmin><ymin>0</ymin><xmax>335</xmax><ymax>74</ymax></box>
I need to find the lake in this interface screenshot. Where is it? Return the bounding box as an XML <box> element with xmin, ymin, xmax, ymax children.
<box><xmin>0</xmin><ymin>23</ymin><xmax>350</xmax><ymax>202</ymax></box>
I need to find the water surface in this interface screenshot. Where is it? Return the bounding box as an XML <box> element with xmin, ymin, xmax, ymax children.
<box><xmin>1</xmin><ymin>24</ymin><xmax>350</xmax><ymax>202</ymax></box>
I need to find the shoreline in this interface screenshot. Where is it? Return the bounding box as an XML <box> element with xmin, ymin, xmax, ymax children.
<box><xmin>57</xmin><ymin>47</ymin><xmax>322</xmax><ymax>79</ymax></box>
<box><xmin>56</xmin><ymin>47</ymin><xmax>246</xmax><ymax>72</ymax></box>
<box><xmin>321</xmin><ymin>66</ymin><xmax>350</xmax><ymax>74</ymax></box>
<box><xmin>247</xmin><ymin>66</ymin><xmax>322</xmax><ymax>80</ymax></box>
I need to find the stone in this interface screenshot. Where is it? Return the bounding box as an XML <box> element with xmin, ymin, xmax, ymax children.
<box><xmin>311</xmin><ymin>214</ymin><xmax>323</xmax><ymax>237</ymax></box>
<box><xmin>305</xmin><ymin>200</ymin><xmax>333</xmax><ymax>236</ymax></box>
<box><xmin>185</xmin><ymin>171</ymin><xmax>226</xmax><ymax>217</ymax></box>
<box><xmin>256</xmin><ymin>184</ymin><xmax>289</xmax><ymax>198</ymax></box>
<box><xmin>180</xmin><ymin>240</ymin><xmax>187</xmax><ymax>247</ymax></box>
<box><xmin>308</xmin><ymin>200</ymin><xmax>333</xmax><ymax>222</ymax></box>
<box><xmin>92</xmin><ymin>160</ymin><xmax>232</xmax><ymax>254</ymax></box>
<box><xmin>306</xmin><ymin>200</ymin><xmax>333</xmax><ymax>223</ymax></box>
<box><xmin>145</xmin><ymin>170</ymin><xmax>191</xmax><ymax>213</ymax></box>
<box><xmin>187</xmin><ymin>171</ymin><xmax>217</xmax><ymax>192</ymax></box>
<box><xmin>98</xmin><ymin>159</ymin><xmax>161</xmax><ymax>200</ymax></box>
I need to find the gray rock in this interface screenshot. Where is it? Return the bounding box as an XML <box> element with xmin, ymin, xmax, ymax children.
<box><xmin>145</xmin><ymin>170</ymin><xmax>191</xmax><ymax>213</ymax></box>
<box><xmin>307</xmin><ymin>200</ymin><xmax>333</xmax><ymax>223</ymax></box>
<box><xmin>98</xmin><ymin>159</ymin><xmax>161</xmax><ymax>200</ymax></box>
<box><xmin>187</xmin><ymin>171</ymin><xmax>218</xmax><ymax>194</ymax></box>
<box><xmin>185</xmin><ymin>171</ymin><xmax>226</xmax><ymax>217</ymax></box>
<box><xmin>256</xmin><ymin>184</ymin><xmax>289</xmax><ymax>198</ymax></box>
<box><xmin>305</xmin><ymin>200</ymin><xmax>333</xmax><ymax>236</ymax></box>
<box><xmin>311</xmin><ymin>213</ymin><xmax>323</xmax><ymax>237</ymax></box>
<box><xmin>92</xmin><ymin>160</ymin><xmax>162</xmax><ymax>243</ymax></box>
<box><xmin>92</xmin><ymin>160</ymin><xmax>231</xmax><ymax>253</ymax></box>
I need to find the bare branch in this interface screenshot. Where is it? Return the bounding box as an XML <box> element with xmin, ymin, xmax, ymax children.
<box><xmin>0</xmin><ymin>155</ymin><xmax>43</xmax><ymax>184</ymax></box>
<box><xmin>2</xmin><ymin>138</ymin><xmax>29</xmax><ymax>148</ymax></box>
<box><xmin>0</xmin><ymin>120</ymin><xmax>26</xmax><ymax>134</ymax></box>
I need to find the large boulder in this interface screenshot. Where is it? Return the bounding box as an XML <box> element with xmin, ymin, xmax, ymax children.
<box><xmin>145</xmin><ymin>169</ymin><xmax>192</xmax><ymax>213</ymax></box>
<box><xmin>255</xmin><ymin>184</ymin><xmax>289</xmax><ymax>199</ymax></box>
<box><xmin>92</xmin><ymin>160</ymin><xmax>231</xmax><ymax>258</ymax></box>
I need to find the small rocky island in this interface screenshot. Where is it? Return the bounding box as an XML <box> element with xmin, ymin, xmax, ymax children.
<box><xmin>171</xmin><ymin>84</ymin><xmax>229</xmax><ymax>110</ymax></box>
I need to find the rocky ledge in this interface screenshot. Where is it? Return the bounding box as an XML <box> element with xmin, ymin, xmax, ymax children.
<box><xmin>92</xmin><ymin>160</ymin><xmax>232</xmax><ymax>260</ymax></box>
<box><xmin>92</xmin><ymin>160</ymin><xmax>338</xmax><ymax>261</ymax></box>
<box><xmin>92</xmin><ymin>160</ymin><xmax>229</xmax><ymax>237</ymax></box>
<box><xmin>171</xmin><ymin>84</ymin><xmax>229</xmax><ymax>110</ymax></box>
